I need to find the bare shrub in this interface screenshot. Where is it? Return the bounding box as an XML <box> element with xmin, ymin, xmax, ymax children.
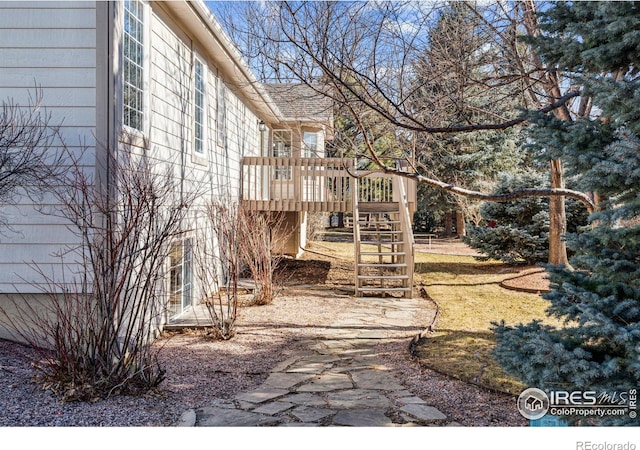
<box><xmin>1</xmin><ymin>146</ymin><xmax>198</xmax><ymax>400</ymax></box>
<box><xmin>238</xmin><ymin>209</ymin><xmax>289</xmax><ymax>306</ymax></box>
<box><xmin>0</xmin><ymin>87</ymin><xmax>65</xmax><ymax>228</ymax></box>
<box><xmin>194</xmin><ymin>199</ymin><xmax>242</xmax><ymax>340</ymax></box>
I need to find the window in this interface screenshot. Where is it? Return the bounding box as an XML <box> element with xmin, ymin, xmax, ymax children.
<box><xmin>272</xmin><ymin>130</ymin><xmax>292</xmax><ymax>180</ymax></box>
<box><xmin>303</xmin><ymin>131</ymin><xmax>318</xmax><ymax>158</ymax></box>
<box><xmin>217</xmin><ymin>80</ymin><xmax>226</xmax><ymax>147</ymax></box>
<box><xmin>168</xmin><ymin>239</ymin><xmax>192</xmax><ymax>319</ymax></box>
<box><xmin>193</xmin><ymin>58</ymin><xmax>206</xmax><ymax>156</ymax></box>
<box><xmin>123</xmin><ymin>0</ymin><xmax>145</xmax><ymax>132</ymax></box>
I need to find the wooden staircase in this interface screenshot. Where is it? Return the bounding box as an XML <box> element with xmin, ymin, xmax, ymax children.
<box><xmin>353</xmin><ymin>175</ymin><xmax>415</xmax><ymax>298</ymax></box>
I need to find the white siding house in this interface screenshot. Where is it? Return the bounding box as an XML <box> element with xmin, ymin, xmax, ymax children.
<box><xmin>0</xmin><ymin>0</ymin><xmax>332</xmax><ymax>340</ymax></box>
<box><xmin>0</xmin><ymin>2</ymin><xmax>98</xmax><ymax>294</ymax></box>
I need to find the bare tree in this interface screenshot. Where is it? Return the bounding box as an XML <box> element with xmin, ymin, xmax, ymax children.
<box><xmin>0</xmin><ymin>88</ymin><xmax>65</xmax><ymax>228</ymax></box>
<box><xmin>1</xmin><ymin>145</ymin><xmax>199</xmax><ymax>400</ymax></box>
<box><xmin>212</xmin><ymin>1</ymin><xmax>596</xmax><ymax>265</ymax></box>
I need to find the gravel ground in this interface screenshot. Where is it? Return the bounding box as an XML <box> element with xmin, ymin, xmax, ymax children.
<box><xmin>0</xmin><ymin>287</ymin><xmax>523</xmax><ymax>427</ymax></box>
<box><xmin>0</xmin><ymin>247</ymin><xmax>526</xmax><ymax>427</ymax></box>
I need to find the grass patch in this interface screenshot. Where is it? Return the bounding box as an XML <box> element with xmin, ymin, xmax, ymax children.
<box><xmin>414</xmin><ymin>253</ymin><xmax>560</xmax><ymax>394</ymax></box>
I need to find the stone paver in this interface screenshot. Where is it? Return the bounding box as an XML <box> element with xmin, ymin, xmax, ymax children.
<box><xmin>396</xmin><ymin>396</ymin><xmax>428</xmax><ymax>405</ymax></box>
<box><xmin>179</xmin><ymin>296</ymin><xmax>449</xmax><ymax>427</ymax></box>
<box><xmin>400</xmin><ymin>404</ymin><xmax>448</xmax><ymax>421</ymax></box>
<box><xmin>332</xmin><ymin>409</ymin><xmax>394</xmax><ymax>427</ymax></box>
<box><xmin>262</xmin><ymin>372</ymin><xmax>315</xmax><ymax>389</ymax></box>
<box><xmin>280</xmin><ymin>392</ymin><xmax>327</xmax><ymax>407</ymax></box>
<box><xmin>196</xmin><ymin>407</ymin><xmax>281</xmax><ymax>426</ymax></box>
<box><xmin>295</xmin><ymin>372</ymin><xmax>353</xmax><ymax>392</ymax></box>
<box><xmin>235</xmin><ymin>388</ymin><xmax>289</xmax><ymax>404</ymax></box>
<box><xmin>252</xmin><ymin>401</ymin><xmax>295</xmax><ymax>415</ymax></box>
<box><xmin>351</xmin><ymin>369</ymin><xmax>405</xmax><ymax>391</ymax></box>
<box><xmin>290</xmin><ymin>406</ymin><xmax>335</xmax><ymax>423</ymax></box>
<box><xmin>285</xmin><ymin>362</ymin><xmax>328</xmax><ymax>374</ymax></box>
<box><xmin>326</xmin><ymin>389</ymin><xmax>392</xmax><ymax>409</ymax></box>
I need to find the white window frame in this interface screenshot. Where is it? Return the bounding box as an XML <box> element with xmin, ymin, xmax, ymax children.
<box><xmin>217</xmin><ymin>79</ymin><xmax>227</xmax><ymax>147</ymax></box>
<box><xmin>122</xmin><ymin>0</ymin><xmax>150</xmax><ymax>137</ymax></box>
<box><xmin>272</xmin><ymin>129</ymin><xmax>292</xmax><ymax>180</ymax></box>
<box><xmin>303</xmin><ymin>131</ymin><xmax>319</xmax><ymax>158</ymax></box>
<box><xmin>168</xmin><ymin>238</ymin><xmax>193</xmax><ymax>319</ymax></box>
<box><xmin>192</xmin><ymin>55</ymin><xmax>207</xmax><ymax>164</ymax></box>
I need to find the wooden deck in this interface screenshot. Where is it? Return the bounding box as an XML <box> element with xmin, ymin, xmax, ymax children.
<box><xmin>241</xmin><ymin>156</ymin><xmax>355</xmax><ymax>212</ymax></box>
<box><xmin>241</xmin><ymin>157</ymin><xmax>416</xmax><ymax>216</ymax></box>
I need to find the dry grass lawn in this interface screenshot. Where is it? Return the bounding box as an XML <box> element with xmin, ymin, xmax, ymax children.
<box><xmin>413</xmin><ymin>252</ymin><xmax>561</xmax><ymax>394</ymax></box>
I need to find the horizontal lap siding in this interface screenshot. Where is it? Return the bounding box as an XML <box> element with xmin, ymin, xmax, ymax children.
<box><xmin>0</xmin><ymin>1</ymin><xmax>97</xmax><ymax>293</ymax></box>
<box><xmin>149</xmin><ymin>6</ymin><xmax>261</xmax><ymax>203</ymax></box>
<box><xmin>149</xmin><ymin>13</ymin><xmax>190</xmax><ymax>168</ymax></box>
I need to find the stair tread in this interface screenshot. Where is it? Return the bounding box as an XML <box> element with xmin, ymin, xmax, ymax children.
<box><xmin>360</xmin><ymin>230</ymin><xmax>402</xmax><ymax>235</ymax></box>
<box><xmin>357</xmin><ymin>220</ymin><xmax>401</xmax><ymax>224</ymax></box>
<box><xmin>357</xmin><ymin>275</ymin><xmax>409</xmax><ymax>280</ymax></box>
<box><xmin>357</xmin><ymin>263</ymin><xmax>407</xmax><ymax>267</ymax></box>
<box><xmin>356</xmin><ymin>287</ymin><xmax>412</xmax><ymax>292</ymax></box>
<box><xmin>359</xmin><ymin>236</ymin><xmax>404</xmax><ymax>242</ymax></box>
<box><xmin>359</xmin><ymin>251</ymin><xmax>406</xmax><ymax>256</ymax></box>
<box><xmin>358</xmin><ymin>202</ymin><xmax>400</xmax><ymax>213</ymax></box>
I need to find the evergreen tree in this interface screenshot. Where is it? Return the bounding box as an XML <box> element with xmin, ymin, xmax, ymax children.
<box><xmin>411</xmin><ymin>3</ymin><xmax>527</xmax><ymax>235</ymax></box>
<box><xmin>464</xmin><ymin>171</ymin><xmax>587</xmax><ymax>265</ymax></box>
<box><xmin>494</xmin><ymin>2</ymin><xmax>640</xmax><ymax>425</ymax></box>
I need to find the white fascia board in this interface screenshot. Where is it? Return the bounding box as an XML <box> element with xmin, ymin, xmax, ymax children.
<box><xmin>163</xmin><ymin>0</ymin><xmax>282</xmax><ymax>124</ymax></box>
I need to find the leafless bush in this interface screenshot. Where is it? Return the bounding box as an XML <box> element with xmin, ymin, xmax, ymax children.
<box><xmin>238</xmin><ymin>209</ymin><xmax>289</xmax><ymax>306</ymax></box>
<box><xmin>194</xmin><ymin>199</ymin><xmax>242</xmax><ymax>340</ymax></box>
<box><xmin>1</xmin><ymin>146</ymin><xmax>198</xmax><ymax>400</ymax></box>
<box><xmin>306</xmin><ymin>212</ymin><xmax>328</xmax><ymax>242</ymax></box>
<box><xmin>0</xmin><ymin>88</ymin><xmax>65</xmax><ymax>228</ymax></box>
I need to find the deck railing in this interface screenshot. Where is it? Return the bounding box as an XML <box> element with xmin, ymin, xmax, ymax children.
<box><xmin>241</xmin><ymin>156</ymin><xmax>356</xmax><ymax>212</ymax></box>
<box><xmin>357</xmin><ymin>172</ymin><xmax>394</xmax><ymax>203</ymax></box>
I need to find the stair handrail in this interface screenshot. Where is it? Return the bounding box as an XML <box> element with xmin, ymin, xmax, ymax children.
<box><xmin>393</xmin><ymin>174</ymin><xmax>415</xmax><ymax>297</ymax></box>
<box><xmin>352</xmin><ymin>175</ymin><xmax>362</xmax><ymax>295</ymax></box>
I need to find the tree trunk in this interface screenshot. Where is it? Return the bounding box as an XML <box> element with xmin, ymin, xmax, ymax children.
<box><xmin>548</xmin><ymin>159</ymin><xmax>570</xmax><ymax>266</ymax></box>
<box><xmin>444</xmin><ymin>212</ymin><xmax>453</xmax><ymax>237</ymax></box>
<box><xmin>456</xmin><ymin>210</ymin><xmax>466</xmax><ymax>237</ymax></box>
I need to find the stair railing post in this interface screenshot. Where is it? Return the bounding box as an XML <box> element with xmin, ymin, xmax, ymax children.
<box><xmin>352</xmin><ymin>172</ymin><xmax>361</xmax><ymax>297</ymax></box>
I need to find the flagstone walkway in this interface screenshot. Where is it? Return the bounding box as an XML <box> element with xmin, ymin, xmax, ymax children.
<box><xmin>176</xmin><ymin>297</ymin><xmax>451</xmax><ymax>427</ymax></box>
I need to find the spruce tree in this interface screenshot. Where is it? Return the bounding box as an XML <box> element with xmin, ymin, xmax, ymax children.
<box><xmin>464</xmin><ymin>170</ymin><xmax>587</xmax><ymax>265</ymax></box>
<box><xmin>494</xmin><ymin>2</ymin><xmax>640</xmax><ymax>425</ymax></box>
<box><xmin>412</xmin><ymin>3</ymin><xmax>527</xmax><ymax>234</ymax></box>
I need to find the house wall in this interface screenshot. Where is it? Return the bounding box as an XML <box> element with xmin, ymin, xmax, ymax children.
<box><xmin>0</xmin><ymin>1</ymin><xmax>316</xmax><ymax>337</ymax></box>
<box><xmin>145</xmin><ymin>2</ymin><xmax>262</xmax><ymax>310</ymax></box>
<box><xmin>145</xmin><ymin>1</ymin><xmax>261</xmax><ymax>198</ymax></box>
<box><xmin>0</xmin><ymin>1</ymin><xmax>98</xmax><ymax>294</ymax></box>
<box><xmin>0</xmin><ymin>1</ymin><xmax>266</xmax><ymax>317</ymax></box>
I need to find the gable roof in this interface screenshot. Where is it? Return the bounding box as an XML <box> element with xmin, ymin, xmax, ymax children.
<box><xmin>264</xmin><ymin>83</ymin><xmax>333</xmax><ymax>124</ymax></box>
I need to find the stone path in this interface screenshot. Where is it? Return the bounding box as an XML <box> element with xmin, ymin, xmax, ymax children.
<box><xmin>176</xmin><ymin>297</ymin><xmax>450</xmax><ymax>427</ymax></box>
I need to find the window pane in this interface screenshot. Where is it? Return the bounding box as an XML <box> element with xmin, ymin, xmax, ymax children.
<box><xmin>194</xmin><ymin>59</ymin><xmax>206</xmax><ymax>155</ymax></box>
<box><xmin>123</xmin><ymin>0</ymin><xmax>144</xmax><ymax>131</ymax></box>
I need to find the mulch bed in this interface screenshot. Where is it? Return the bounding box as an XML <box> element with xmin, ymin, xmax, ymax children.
<box><xmin>500</xmin><ymin>269</ymin><xmax>551</xmax><ymax>294</ymax></box>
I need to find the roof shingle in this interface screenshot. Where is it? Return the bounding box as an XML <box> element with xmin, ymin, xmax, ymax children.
<box><xmin>264</xmin><ymin>83</ymin><xmax>333</xmax><ymax>124</ymax></box>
